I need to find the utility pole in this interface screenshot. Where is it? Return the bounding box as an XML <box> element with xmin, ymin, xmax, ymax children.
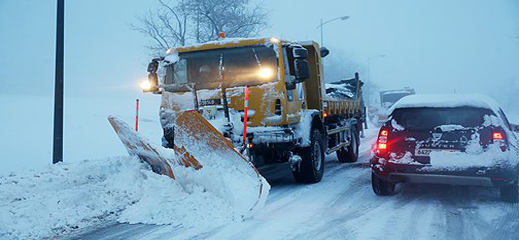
<box><xmin>53</xmin><ymin>0</ymin><xmax>65</xmax><ymax>164</ymax></box>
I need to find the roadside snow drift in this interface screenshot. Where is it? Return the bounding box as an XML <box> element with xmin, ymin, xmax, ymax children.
<box><xmin>0</xmin><ymin>156</ymin><xmax>266</xmax><ymax>240</ymax></box>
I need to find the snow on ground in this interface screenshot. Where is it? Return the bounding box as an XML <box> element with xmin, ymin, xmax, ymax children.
<box><xmin>0</xmin><ymin>156</ymin><xmax>245</xmax><ymax>240</ymax></box>
<box><xmin>68</xmin><ymin>125</ymin><xmax>519</xmax><ymax>240</ymax></box>
<box><xmin>0</xmin><ymin>93</ymin><xmax>270</xmax><ymax>240</ymax></box>
<box><xmin>0</xmin><ymin>93</ymin><xmax>163</xmax><ymax>175</ymax></box>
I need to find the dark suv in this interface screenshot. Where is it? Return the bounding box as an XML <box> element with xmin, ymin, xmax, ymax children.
<box><xmin>371</xmin><ymin>94</ymin><xmax>519</xmax><ymax>202</ymax></box>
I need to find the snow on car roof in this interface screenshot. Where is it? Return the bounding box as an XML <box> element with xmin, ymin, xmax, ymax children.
<box><xmin>389</xmin><ymin>94</ymin><xmax>502</xmax><ymax>114</ymax></box>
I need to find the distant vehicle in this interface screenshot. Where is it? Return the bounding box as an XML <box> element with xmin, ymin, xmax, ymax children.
<box><xmin>374</xmin><ymin>88</ymin><xmax>415</xmax><ymax>124</ymax></box>
<box><xmin>371</xmin><ymin>94</ymin><xmax>519</xmax><ymax>202</ymax></box>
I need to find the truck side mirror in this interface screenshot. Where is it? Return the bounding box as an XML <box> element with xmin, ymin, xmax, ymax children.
<box><xmin>290</xmin><ymin>47</ymin><xmax>310</xmax><ymax>82</ymax></box>
<box><xmin>320</xmin><ymin>47</ymin><xmax>330</xmax><ymax>58</ymax></box>
<box><xmin>294</xmin><ymin>59</ymin><xmax>310</xmax><ymax>82</ymax></box>
<box><xmin>143</xmin><ymin>72</ymin><xmax>159</xmax><ymax>93</ymax></box>
<box><xmin>147</xmin><ymin>60</ymin><xmax>159</xmax><ymax>73</ymax></box>
<box><xmin>293</xmin><ymin>47</ymin><xmax>308</xmax><ymax>59</ymax></box>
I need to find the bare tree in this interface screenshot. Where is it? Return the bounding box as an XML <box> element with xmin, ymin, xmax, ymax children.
<box><xmin>186</xmin><ymin>0</ymin><xmax>268</xmax><ymax>42</ymax></box>
<box><xmin>133</xmin><ymin>0</ymin><xmax>268</xmax><ymax>56</ymax></box>
<box><xmin>131</xmin><ymin>0</ymin><xmax>190</xmax><ymax>56</ymax></box>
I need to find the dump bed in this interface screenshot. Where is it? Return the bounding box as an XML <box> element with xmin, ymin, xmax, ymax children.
<box><xmin>323</xmin><ymin>74</ymin><xmax>364</xmax><ymax>117</ymax></box>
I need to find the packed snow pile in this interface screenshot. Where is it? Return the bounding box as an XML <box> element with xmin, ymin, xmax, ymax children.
<box><xmin>0</xmin><ymin>156</ymin><xmax>265</xmax><ymax>240</ymax></box>
<box><xmin>325</xmin><ymin>78</ymin><xmax>362</xmax><ymax>100</ymax></box>
<box><xmin>325</xmin><ymin>83</ymin><xmax>355</xmax><ymax>99</ymax></box>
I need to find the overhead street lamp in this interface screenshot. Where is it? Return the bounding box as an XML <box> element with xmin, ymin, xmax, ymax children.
<box><xmin>316</xmin><ymin>15</ymin><xmax>350</xmax><ymax>46</ymax></box>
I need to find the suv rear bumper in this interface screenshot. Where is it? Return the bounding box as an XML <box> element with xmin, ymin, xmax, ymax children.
<box><xmin>386</xmin><ymin>172</ymin><xmax>496</xmax><ymax>186</ymax></box>
<box><xmin>371</xmin><ymin>159</ymin><xmax>519</xmax><ymax>187</ymax></box>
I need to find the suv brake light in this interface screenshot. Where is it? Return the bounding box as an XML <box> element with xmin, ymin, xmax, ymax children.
<box><xmin>376</xmin><ymin>128</ymin><xmax>390</xmax><ymax>157</ymax></box>
<box><xmin>493</xmin><ymin>132</ymin><xmax>504</xmax><ymax>140</ymax></box>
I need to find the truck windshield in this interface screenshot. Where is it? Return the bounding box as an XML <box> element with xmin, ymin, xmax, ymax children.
<box><xmin>164</xmin><ymin>46</ymin><xmax>278</xmax><ymax>87</ymax></box>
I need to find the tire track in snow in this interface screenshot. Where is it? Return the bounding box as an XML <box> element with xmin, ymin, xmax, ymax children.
<box><xmin>211</xmin><ymin>162</ymin><xmax>369</xmax><ymax>240</ymax></box>
<box><xmin>485</xmin><ymin>200</ymin><xmax>519</xmax><ymax>240</ymax></box>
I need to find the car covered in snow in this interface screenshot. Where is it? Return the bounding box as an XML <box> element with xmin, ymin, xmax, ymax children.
<box><xmin>371</xmin><ymin>94</ymin><xmax>519</xmax><ymax>202</ymax></box>
<box><xmin>373</xmin><ymin>88</ymin><xmax>416</xmax><ymax>125</ymax></box>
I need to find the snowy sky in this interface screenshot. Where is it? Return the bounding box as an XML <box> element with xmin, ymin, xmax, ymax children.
<box><xmin>0</xmin><ymin>0</ymin><xmax>518</xmax><ymax>106</ymax></box>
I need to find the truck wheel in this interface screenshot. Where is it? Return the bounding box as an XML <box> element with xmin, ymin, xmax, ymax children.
<box><xmin>293</xmin><ymin>129</ymin><xmax>325</xmax><ymax>183</ymax></box>
<box><xmin>337</xmin><ymin>128</ymin><xmax>359</xmax><ymax>163</ymax></box>
<box><xmin>371</xmin><ymin>172</ymin><xmax>395</xmax><ymax>196</ymax></box>
<box><xmin>500</xmin><ymin>179</ymin><xmax>518</xmax><ymax>203</ymax></box>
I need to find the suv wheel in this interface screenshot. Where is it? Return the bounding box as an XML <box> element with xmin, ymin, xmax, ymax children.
<box><xmin>293</xmin><ymin>129</ymin><xmax>325</xmax><ymax>183</ymax></box>
<box><xmin>500</xmin><ymin>179</ymin><xmax>518</xmax><ymax>203</ymax></box>
<box><xmin>371</xmin><ymin>172</ymin><xmax>396</xmax><ymax>196</ymax></box>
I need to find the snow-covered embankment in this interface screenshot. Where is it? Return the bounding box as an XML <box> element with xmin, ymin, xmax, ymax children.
<box><xmin>0</xmin><ymin>156</ymin><xmax>257</xmax><ymax>240</ymax></box>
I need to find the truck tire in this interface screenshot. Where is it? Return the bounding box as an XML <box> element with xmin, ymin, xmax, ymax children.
<box><xmin>371</xmin><ymin>172</ymin><xmax>396</xmax><ymax>196</ymax></box>
<box><xmin>500</xmin><ymin>179</ymin><xmax>518</xmax><ymax>203</ymax></box>
<box><xmin>337</xmin><ymin>128</ymin><xmax>359</xmax><ymax>163</ymax></box>
<box><xmin>293</xmin><ymin>129</ymin><xmax>325</xmax><ymax>183</ymax></box>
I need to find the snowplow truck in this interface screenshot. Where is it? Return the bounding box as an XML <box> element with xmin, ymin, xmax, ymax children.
<box><xmin>143</xmin><ymin>37</ymin><xmax>364</xmax><ymax>183</ymax></box>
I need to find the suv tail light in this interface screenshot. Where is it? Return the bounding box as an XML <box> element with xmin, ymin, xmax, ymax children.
<box><xmin>376</xmin><ymin>128</ymin><xmax>390</xmax><ymax>157</ymax></box>
<box><xmin>492</xmin><ymin>131</ymin><xmax>507</xmax><ymax>151</ymax></box>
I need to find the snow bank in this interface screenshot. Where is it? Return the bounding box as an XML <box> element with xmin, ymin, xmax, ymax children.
<box><xmin>0</xmin><ymin>157</ymin><xmax>249</xmax><ymax>240</ymax></box>
<box><xmin>389</xmin><ymin>94</ymin><xmax>502</xmax><ymax>114</ymax></box>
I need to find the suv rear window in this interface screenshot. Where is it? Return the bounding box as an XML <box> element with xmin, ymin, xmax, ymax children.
<box><xmin>390</xmin><ymin>107</ymin><xmax>495</xmax><ymax>130</ymax></box>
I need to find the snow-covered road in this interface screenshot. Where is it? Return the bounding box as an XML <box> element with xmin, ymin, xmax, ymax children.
<box><xmin>67</xmin><ymin>129</ymin><xmax>519</xmax><ymax>240</ymax></box>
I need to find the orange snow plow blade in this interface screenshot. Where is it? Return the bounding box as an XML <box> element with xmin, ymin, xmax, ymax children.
<box><xmin>108</xmin><ymin>111</ymin><xmax>268</xmax><ymax>215</ymax></box>
<box><xmin>108</xmin><ymin>116</ymin><xmax>202</xmax><ymax>179</ymax></box>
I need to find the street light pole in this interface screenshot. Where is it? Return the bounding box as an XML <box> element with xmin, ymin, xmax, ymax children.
<box><xmin>320</xmin><ymin>19</ymin><xmax>324</xmax><ymax>47</ymax></box>
<box><xmin>53</xmin><ymin>0</ymin><xmax>65</xmax><ymax>164</ymax></box>
<box><xmin>316</xmin><ymin>15</ymin><xmax>350</xmax><ymax>46</ymax></box>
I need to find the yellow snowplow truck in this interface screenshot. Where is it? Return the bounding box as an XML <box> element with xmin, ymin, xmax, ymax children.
<box><xmin>143</xmin><ymin>37</ymin><xmax>364</xmax><ymax>183</ymax></box>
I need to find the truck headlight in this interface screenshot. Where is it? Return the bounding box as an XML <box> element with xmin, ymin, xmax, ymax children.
<box><xmin>258</xmin><ymin>67</ymin><xmax>274</xmax><ymax>79</ymax></box>
<box><xmin>140</xmin><ymin>80</ymin><xmax>152</xmax><ymax>91</ymax></box>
